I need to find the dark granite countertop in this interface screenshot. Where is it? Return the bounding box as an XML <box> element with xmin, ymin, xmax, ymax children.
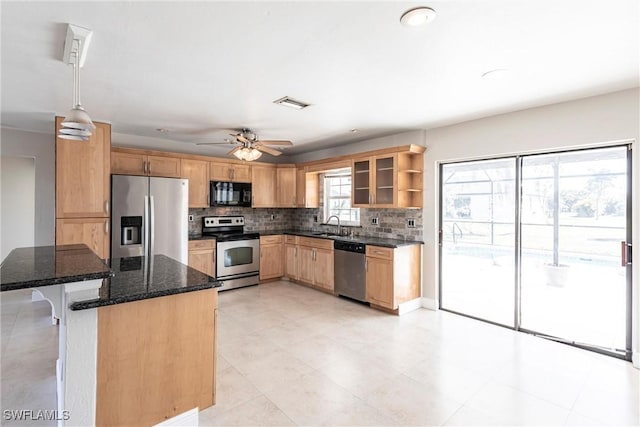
<box><xmin>188</xmin><ymin>235</ymin><xmax>217</xmax><ymax>241</ymax></box>
<box><xmin>252</xmin><ymin>229</ymin><xmax>422</xmax><ymax>248</ymax></box>
<box><xmin>0</xmin><ymin>245</ymin><xmax>113</xmax><ymax>292</ymax></box>
<box><xmin>70</xmin><ymin>254</ymin><xmax>223</xmax><ymax>310</ymax></box>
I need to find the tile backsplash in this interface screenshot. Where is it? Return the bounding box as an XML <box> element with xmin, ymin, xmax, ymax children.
<box><xmin>189</xmin><ymin>206</ymin><xmax>422</xmax><ymax>241</ymax></box>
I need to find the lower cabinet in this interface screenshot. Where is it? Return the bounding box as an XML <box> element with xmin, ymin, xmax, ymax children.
<box><xmin>56</xmin><ymin>217</ymin><xmax>110</xmax><ymax>260</ymax></box>
<box><xmin>365</xmin><ymin>244</ymin><xmax>421</xmax><ymax>310</ymax></box>
<box><xmin>188</xmin><ymin>240</ymin><xmax>216</xmax><ymax>277</ymax></box>
<box><xmin>259</xmin><ymin>235</ymin><xmax>283</xmax><ymax>280</ymax></box>
<box><xmin>284</xmin><ymin>238</ymin><xmax>299</xmax><ymax>280</ymax></box>
<box><xmin>295</xmin><ymin>237</ymin><xmax>334</xmax><ymax>291</ymax></box>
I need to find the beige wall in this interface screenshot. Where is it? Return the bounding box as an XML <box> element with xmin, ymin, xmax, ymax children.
<box><xmin>1</xmin><ymin>156</ymin><xmax>35</xmax><ymax>261</ymax></box>
<box><xmin>0</xmin><ymin>127</ymin><xmax>55</xmax><ymax>247</ymax></box>
<box><xmin>422</xmin><ymin>88</ymin><xmax>639</xmax><ymax>366</ymax></box>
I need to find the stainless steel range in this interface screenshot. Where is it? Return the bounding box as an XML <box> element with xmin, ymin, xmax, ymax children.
<box><xmin>202</xmin><ymin>216</ymin><xmax>259</xmax><ymax>291</ymax></box>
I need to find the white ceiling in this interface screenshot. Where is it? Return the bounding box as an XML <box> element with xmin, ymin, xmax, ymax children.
<box><xmin>1</xmin><ymin>1</ymin><xmax>638</xmax><ymax>157</ymax></box>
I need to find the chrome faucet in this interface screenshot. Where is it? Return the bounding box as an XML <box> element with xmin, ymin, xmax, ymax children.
<box><xmin>325</xmin><ymin>215</ymin><xmax>341</xmax><ymax>235</ymax></box>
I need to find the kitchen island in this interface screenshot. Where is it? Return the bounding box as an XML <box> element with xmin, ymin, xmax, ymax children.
<box><xmin>0</xmin><ymin>244</ymin><xmax>222</xmax><ymax>427</ymax></box>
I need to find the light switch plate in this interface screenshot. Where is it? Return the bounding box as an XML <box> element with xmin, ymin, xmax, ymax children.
<box><xmin>188</xmin><ymin>215</ymin><xmax>194</xmax><ymax>222</ymax></box>
<box><xmin>407</xmin><ymin>218</ymin><xmax>416</xmax><ymax>228</ymax></box>
<box><xmin>371</xmin><ymin>217</ymin><xmax>379</xmax><ymax>225</ymax></box>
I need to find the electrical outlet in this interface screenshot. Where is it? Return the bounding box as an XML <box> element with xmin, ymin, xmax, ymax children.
<box><xmin>371</xmin><ymin>217</ymin><xmax>379</xmax><ymax>225</ymax></box>
<box><xmin>188</xmin><ymin>215</ymin><xmax>194</xmax><ymax>222</ymax></box>
<box><xmin>270</xmin><ymin>214</ymin><xmax>275</xmax><ymax>220</ymax></box>
<box><xmin>313</xmin><ymin>215</ymin><xmax>318</xmax><ymax>223</ymax></box>
<box><xmin>407</xmin><ymin>218</ymin><xmax>416</xmax><ymax>228</ymax></box>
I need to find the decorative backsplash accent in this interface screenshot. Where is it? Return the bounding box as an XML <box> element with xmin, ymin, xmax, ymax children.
<box><xmin>189</xmin><ymin>206</ymin><xmax>422</xmax><ymax>241</ymax></box>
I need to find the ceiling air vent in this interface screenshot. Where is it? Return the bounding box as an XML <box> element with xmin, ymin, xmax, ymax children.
<box><xmin>273</xmin><ymin>96</ymin><xmax>310</xmax><ymax>110</ymax></box>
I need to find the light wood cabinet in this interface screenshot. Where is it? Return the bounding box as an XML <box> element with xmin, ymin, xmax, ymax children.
<box><xmin>365</xmin><ymin>244</ymin><xmax>421</xmax><ymax>310</ymax></box>
<box><xmin>352</xmin><ymin>146</ymin><xmax>424</xmax><ymax>209</ymax></box>
<box><xmin>56</xmin><ymin>117</ymin><xmax>111</xmax><ymax>219</ymax></box>
<box><xmin>296</xmin><ymin>237</ymin><xmax>334</xmax><ymax>291</ymax></box>
<box><xmin>284</xmin><ymin>242</ymin><xmax>299</xmax><ymax>280</ymax></box>
<box><xmin>111</xmin><ymin>150</ymin><xmax>181</xmax><ymax>178</ymax></box>
<box><xmin>188</xmin><ymin>240</ymin><xmax>216</xmax><ymax>277</ymax></box>
<box><xmin>296</xmin><ymin>168</ymin><xmax>319</xmax><ymax>208</ymax></box>
<box><xmin>56</xmin><ymin>218</ymin><xmax>110</xmax><ymax>260</ymax></box>
<box><xmin>251</xmin><ymin>165</ymin><xmax>277</xmax><ymax>207</ymax></box>
<box><xmin>210</xmin><ymin>161</ymin><xmax>251</xmax><ymax>183</ymax></box>
<box><xmin>276</xmin><ymin>166</ymin><xmax>297</xmax><ymax>207</ymax></box>
<box><xmin>181</xmin><ymin>159</ymin><xmax>210</xmax><ymax>208</ymax></box>
<box><xmin>259</xmin><ymin>235</ymin><xmax>283</xmax><ymax>280</ymax></box>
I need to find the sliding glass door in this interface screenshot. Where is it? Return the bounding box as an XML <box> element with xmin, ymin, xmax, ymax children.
<box><xmin>440</xmin><ymin>158</ymin><xmax>517</xmax><ymax>327</ymax></box>
<box><xmin>520</xmin><ymin>147</ymin><xmax>630</xmax><ymax>355</ymax></box>
<box><xmin>439</xmin><ymin>145</ymin><xmax>632</xmax><ymax>359</ymax></box>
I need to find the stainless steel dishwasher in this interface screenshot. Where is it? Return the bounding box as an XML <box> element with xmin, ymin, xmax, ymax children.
<box><xmin>334</xmin><ymin>240</ymin><xmax>367</xmax><ymax>303</ymax></box>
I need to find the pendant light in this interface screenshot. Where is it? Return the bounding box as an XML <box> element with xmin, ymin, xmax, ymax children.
<box><xmin>58</xmin><ymin>24</ymin><xmax>95</xmax><ymax>141</ymax></box>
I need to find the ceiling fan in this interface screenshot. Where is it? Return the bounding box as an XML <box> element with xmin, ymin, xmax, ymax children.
<box><xmin>196</xmin><ymin>128</ymin><xmax>293</xmax><ymax>161</ymax></box>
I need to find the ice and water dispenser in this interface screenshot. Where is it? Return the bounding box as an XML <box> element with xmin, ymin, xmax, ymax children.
<box><xmin>120</xmin><ymin>216</ymin><xmax>142</xmax><ymax>246</ymax></box>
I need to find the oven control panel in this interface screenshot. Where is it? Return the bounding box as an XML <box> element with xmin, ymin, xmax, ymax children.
<box><xmin>203</xmin><ymin>216</ymin><xmax>245</xmax><ymax>228</ymax></box>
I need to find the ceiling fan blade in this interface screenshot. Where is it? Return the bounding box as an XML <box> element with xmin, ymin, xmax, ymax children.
<box><xmin>196</xmin><ymin>141</ymin><xmax>237</xmax><ymax>146</ymax></box>
<box><xmin>227</xmin><ymin>146</ymin><xmax>242</xmax><ymax>156</ymax></box>
<box><xmin>233</xmin><ymin>134</ymin><xmax>252</xmax><ymax>145</ymax></box>
<box><xmin>255</xmin><ymin>144</ymin><xmax>282</xmax><ymax>156</ymax></box>
<box><xmin>257</xmin><ymin>140</ymin><xmax>293</xmax><ymax>146</ymax></box>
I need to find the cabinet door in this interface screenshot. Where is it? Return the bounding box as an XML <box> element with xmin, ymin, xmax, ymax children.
<box><xmin>314</xmin><ymin>248</ymin><xmax>334</xmax><ymax>291</ymax></box>
<box><xmin>373</xmin><ymin>154</ymin><xmax>397</xmax><ymax>207</ymax></box>
<box><xmin>352</xmin><ymin>157</ymin><xmax>372</xmax><ymax>207</ymax></box>
<box><xmin>284</xmin><ymin>244</ymin><xmax>299</xmax><ymax>280</ymax></box>
<box><xmin>251</xmin><ymin>165</ymin><xmax>276</xmax><ymax>207</ymax></box>
<box><xmin>181</xmin><ymin>159</ymin><xmax>209</xmax><ymax>208</ymax></box>
<box><xmin>147</xmin><ymin>155</ymin><xmax>181</xmax><ymax>178</ymax></box>
<box><xmin>298</xmin><ymin>246</ymin><xmax>315</xmax><ymax>284</ymax></box>
<box><xmin>260</xmin><ymin>243</ymin><xmax>283</xmax><ymax>280</ymax></box>
<box><xmin>276</xmin><ymin>167</ymin><xmax>297</xmax><ymax>207</ymax></box>
<box><xmin>188</xmin><ymin>249</ymin><xmax>215</xmax><ymax>277</ymax></box>
<box><xmin>296</xmin><ymin>169</ymin><xmax>319</xmax><ymax>208</ymax></box>
<box><xmin>366</xmin><ymin>256</ymin><xmax>394</xmax><ymax>309</ymax></box>
<box><xmin>111</xmin><ymin>151</ymin><xmax>146</xmax><ymax>176</ymax></box>
<box><xmin>56</xmin><ymin>117</ymin><xmax>111</xmax><ymax>218</ymax></box>
<box><xmin>231</xmin><ymin>164</ymin><xmax>251</xmax><ymax>183</ymax></box>
<box><xmin>210</xmin><ymin>161</ymin><xmax>232</xmax><ymax>181</ymax></box>
<box><xmin>56</xmin><ymin>217</ymin><xmax>110</xmax><ymax>260</ymax></box>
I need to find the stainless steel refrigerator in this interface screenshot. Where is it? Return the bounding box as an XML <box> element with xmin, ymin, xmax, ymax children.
<box><xmin>111</xmin><ymin>175</ymin><xmax>188</xmax><ymax>263</ymax></box>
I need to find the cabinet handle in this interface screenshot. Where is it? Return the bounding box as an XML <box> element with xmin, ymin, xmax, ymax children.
<box><xmin>365</xmin><ymin>258</ymin><xmax>368</xmax><ymax>271</ymax></box>
<box><xmin>293</xmin><ymin>197</ymin><xmax>296</xmax><ymax>207</ymax></box>
<box><xmin>104</xmin><ymin>200</ymin><xmax>109</xmax><ymax>214</ymax></box>
<box><xmin>104</xmin><ymin>219</ymin><xmax>109</xmax><ymax>235</ymax></box>
<box><xmin>368</xmin><ymin>194</ymin><xmax>372</xmax><ymax>205</ymax></box>
<box><xmin>143</xmin><ymin>161</ymin><xmax>148</xmax><ymax>174</ymax></box>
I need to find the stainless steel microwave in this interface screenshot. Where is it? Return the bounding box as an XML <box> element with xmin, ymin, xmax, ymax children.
<box><xmin>210</xmin><ymin>181</ymin><xmax>252</xmax><ymax>207</ymax></box>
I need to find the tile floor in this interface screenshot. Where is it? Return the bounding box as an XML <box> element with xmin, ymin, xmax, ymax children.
<box><xmin>1</xmin><ymin>280</ymin><xmax>639</xmax><ymax>426</ymax></box>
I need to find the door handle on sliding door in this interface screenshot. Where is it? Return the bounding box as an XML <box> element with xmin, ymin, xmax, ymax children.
<box><xmin>621</xmin><ymin>241</ymin><xmax>632</xmax><ymax>266</ymax></box>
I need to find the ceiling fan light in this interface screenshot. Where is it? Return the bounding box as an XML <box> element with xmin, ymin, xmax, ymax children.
<box><xmin>233</xmin><ymin>147</ymin><xmax>262</xmax><ymax>161</ymax></box>
<box><xmin>58</xmin><ymin>133</ymin><xmax>90</xmax><ymax>141</ymax></box>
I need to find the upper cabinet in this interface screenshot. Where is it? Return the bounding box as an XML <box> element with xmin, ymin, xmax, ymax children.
<box><xmin>352</xmin><ymin>146</ymin><xmax>424</xmax><ymax>208</ymax></box>
<box><xmin>276</xmin><ymin>166</ymin><xmax>296</xmax><ymax>208</ymax></box>
<box><xmin>111</xmin><ymin>149</ymin><xmax>181</xmax><ymax>178</ymax></box>
<box><xmin>56</xmin><ymin>117</ymin><xmax>111</xmax><ymax>218</ymax></box>
<box><xmin>296</xmin><ymin>168</ymin><xmax>319</xmax><ymax>208</ymax></box>
<box><xmin>251</xmin><ymin>165</ymin><xmax>276</xmax><ymax>207</ymax></box>
<box><xmin>210</xmin><ymin>161</ymin><xmax>251</xmax><ymax>183</ymax></box>
<box><xmin>181</xmin><ymin>159</ymin><xmax>210</xmax><ymax>208</ymax></box>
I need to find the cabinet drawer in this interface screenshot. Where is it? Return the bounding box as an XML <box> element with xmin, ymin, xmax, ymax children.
<box><xmin>366</xmin><ymin>245</ymin><xmax>393</xmax><ymax>260</ymax></box>
<box><xmin>298</xmin><ymin>236</ymin><xmax>333</xmax><ymax>250</ymax></box>
<box><xmin>260</xmin><ymin>235</ymin><xmax>283</xmax><ymax>244</ymax></box>
<box><xmin>284</xmin><ymin>235</ymin><xmax>298</xmax><ymax>244</ymax></box>
<box><xmin>189</xmin><ymin>239</ymin><xmax>216</xmax><ymax>250</ymax></box>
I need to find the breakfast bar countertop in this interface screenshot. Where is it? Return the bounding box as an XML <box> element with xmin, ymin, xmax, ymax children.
<box><xmin>70</xmin><ymin>254</ymin><xmax>223</xmax><ymax>310</ymax></box>
<box><xmin>0</xmin><ymin>244</ymin><xmax>113</xmax><ymax>292</ymax></box>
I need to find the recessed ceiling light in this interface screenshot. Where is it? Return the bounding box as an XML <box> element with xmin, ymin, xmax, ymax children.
<box><xmin>350</xmin><ymin>129</ymin><xmax>359</xmax><ymax>133</ymax></box>
<box><xmin>481</xmin><ymin>68</ymin><xmax>509</xmax><ymax>79</ymax></box>
<box><xmin>273</xmin><ymin>96</ymin><xmax>311</xmax><ymax>110</ymax></box>
<box><xmin>400</xmin><ymin>7</ymin><xmax>436</xmax><ymax>27</ymax></box>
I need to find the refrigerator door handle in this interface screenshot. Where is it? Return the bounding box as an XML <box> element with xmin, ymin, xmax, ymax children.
<box><xmin>144</xmin><ymin>195</ymin><xmax>150</xmax><ymax>257</ymax></box>
<box><xmin>149</xmin><ymin>195</ymin><xmax>155</xmax><ymax>257</ymax></box>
